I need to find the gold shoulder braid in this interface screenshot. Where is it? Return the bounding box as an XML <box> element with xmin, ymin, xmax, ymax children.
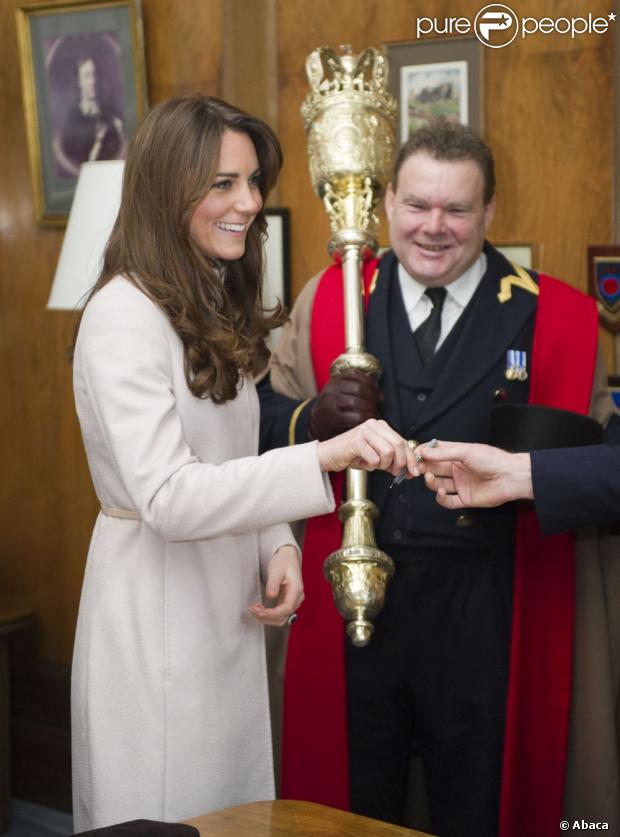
<box><xmin>497</xmin><ymin>262</ymin><xmax>540</xmax><ymax>303</ymax></box>
<box><xmin>288</xmin><ymin>398</ymin><xmax>312</xmax><ymax>446</ymax></box>
<box><xmin>368</xmin><ymin>267</ymin><xmax>379</xmax><ymax>296</ymax></box>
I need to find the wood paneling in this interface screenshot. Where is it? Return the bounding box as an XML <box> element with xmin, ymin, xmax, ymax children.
<box><xmin>222</xmin><ymin>0</ymin><xmax>279</xmax><ymax>128</ymax></box>
<box><xmin>2</xmin><ymin>0</ymin><xmax>82</xmax><ymax>668</ymax></box>
<box><xmin>142</xmin><ymin>0</ymin><xmax>222</xmax><ymax>102</ymax></box>
<box><xmin>222</xmin><ymin>0</ymin><xmax>280</xmax><ymax>202</ymax></box>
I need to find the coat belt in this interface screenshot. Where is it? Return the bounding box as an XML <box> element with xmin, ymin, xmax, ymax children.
<box><xmin>100</xmin><ymin>505</ymin><xmax>141</xmax><ymax>520</ymax></box>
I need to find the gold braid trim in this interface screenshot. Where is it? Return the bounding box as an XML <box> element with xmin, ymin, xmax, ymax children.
<box><xmin>368</xmin><ymin>267</ymin><xmax>379</xmax><ymax>295</ymax></box>
<box><xmin>288</xmin><ymin>398</ymin><xmax>312</xmax><ymax>446</ymax></box>
<box><xmin>497</xmin><ymin>262</ymin><xmax>540</xmax><ymax>303</ymax></box>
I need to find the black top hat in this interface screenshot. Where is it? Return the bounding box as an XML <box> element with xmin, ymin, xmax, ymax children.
<box><xmin>490</xmin><ymin>404</ymin><xmax>602</xmax><ymax>453</ymax></box>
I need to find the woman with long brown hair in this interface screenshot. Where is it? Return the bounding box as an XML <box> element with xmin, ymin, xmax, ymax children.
<box><xmin>71</xmin><ymin>94</ymin><xmax>415</xmax><ymax>830</ymax></box>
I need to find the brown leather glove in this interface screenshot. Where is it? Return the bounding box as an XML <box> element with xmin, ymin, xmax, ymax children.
<box><xmin>308</xmin><ymin>370</ymin><xmax>381</xmax><ymax>441</ymax></box>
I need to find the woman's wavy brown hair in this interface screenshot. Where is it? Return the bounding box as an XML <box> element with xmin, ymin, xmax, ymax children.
<box><xmin>76</xmin><ymin>94</ymin><xmax>285</xmax><ymax>403</ymax></box>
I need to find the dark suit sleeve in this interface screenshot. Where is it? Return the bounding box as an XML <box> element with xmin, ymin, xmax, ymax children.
<box><xmin>256</xmin><ymin>374</ymin><xmax>316</xmax><ymax>453</ymax></box>
<box><xmin>531</xmin><ymin>444</ymin><xmax>620</xmax><ymax>535</ymax></box>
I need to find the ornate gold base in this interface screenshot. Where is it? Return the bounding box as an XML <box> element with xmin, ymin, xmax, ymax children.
<box><xmin>324</xmin><ymin>536</ymin><xmax>394</xmax><ymax>647</ymax></box>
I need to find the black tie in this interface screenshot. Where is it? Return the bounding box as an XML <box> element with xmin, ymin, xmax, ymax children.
<box><xmin>415</xmin><ymin>287</ymin><xmax>447</xmax><ymax>365</ymax></box>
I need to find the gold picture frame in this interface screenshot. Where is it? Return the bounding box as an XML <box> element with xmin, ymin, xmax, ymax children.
<box><xmin>16</xmin><ymin>0</ymin><xmax>147</xmax><ymax>227</ymax></box>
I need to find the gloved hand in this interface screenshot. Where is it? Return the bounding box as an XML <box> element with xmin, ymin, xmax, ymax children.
<box><xmin>308</xmin><ymin>370</ymin><xmax>381</xmax><ymax>441</ymax></box>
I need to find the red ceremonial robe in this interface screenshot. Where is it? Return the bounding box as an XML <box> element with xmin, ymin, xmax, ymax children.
<box><xmin>281</xmin><ymin>260</ymin><xmax>599</xmax><ymax>837</ymax></box>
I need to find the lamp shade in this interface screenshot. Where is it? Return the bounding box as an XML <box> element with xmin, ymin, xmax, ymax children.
<box><xmin>47</xmin><ymin>160</ymin><xmax>124</xmax><ymax>310</ymax></box>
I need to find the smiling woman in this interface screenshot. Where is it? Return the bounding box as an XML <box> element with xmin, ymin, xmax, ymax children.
<box><xmin>189</xmin><ymin>130</ymin><xmax>263</xmax><ymax>260</ymax></box>
<box><xmin>84</xmin><ymin>95</ymin><xmax>285</xmax><ymax>405</ymax></box>
<box><xmin>68</xmin><ymin>93</ymin><xmax>416</xmax><ymax>832</ymax></box>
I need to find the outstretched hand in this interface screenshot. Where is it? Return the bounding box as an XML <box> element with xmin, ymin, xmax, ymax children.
<box><xmin>317</xmin><ymin>418</ymin><xmax>417</xmax><ymax>477</ymax></box>
<box><xmin>417</xmin><ymin>440</ymin><xmax>534</xmax><ymax>509</ymax></box>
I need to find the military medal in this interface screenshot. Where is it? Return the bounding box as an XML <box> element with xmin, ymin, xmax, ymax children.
<box><xmin>505</xmin><ymin>350</ymin><xmax>517</xmax><ymax>380</ymax></box>
<box><xmin>505</xmin><ymin>349</ymin><xmax>528</xmax><ymax>381</ymax></box>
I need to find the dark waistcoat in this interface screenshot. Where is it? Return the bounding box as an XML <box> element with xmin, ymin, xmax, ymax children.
<box><xmin>366</xmin><ymin>248</ymin><xmax>536</xmax><ymax>579</ymax></box>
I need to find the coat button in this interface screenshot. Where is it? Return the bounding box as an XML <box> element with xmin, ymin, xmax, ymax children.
<box><xmin>493</xmin><ymin>388</ymin><xmax>508</xmax><ymax>402</ymax></box>
<box><xmin>456</xmin><ymin>514</ymin><xmax>473</xmax><ymax>528</ymax></box>
<box><xmin>398</xmin><ymin>493</ymin><xmax>407</xmax><ymax>504</ymax></box>
<box><xmin>394</xmin><ymin>529</ymin><xmax>402</xmax><ymax>540</ymax></box>
<box><xmin>416</xmin><ymin>392</ymin><xmax>427</xmax><ymax>402</ymax></box>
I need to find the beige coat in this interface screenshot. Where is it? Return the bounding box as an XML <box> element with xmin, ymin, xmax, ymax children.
<box><xmin>71</xmin><ymin>277</ymin><xmax>334</xmax><ymax>831</ymax></box>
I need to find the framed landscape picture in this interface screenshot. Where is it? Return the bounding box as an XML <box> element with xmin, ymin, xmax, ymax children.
<box><xmin>386</xmin><ymin>37</ymin><xmax>483</xmax><ymax>146</ymax></box>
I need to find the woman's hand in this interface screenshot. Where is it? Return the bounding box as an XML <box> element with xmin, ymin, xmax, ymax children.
<box><xmin>248</xmin><ymin>544</ymin><xmax>303</xmax><ymax>627</ymax></box>
<box><xmin>316</xmin><ymin>418</ymin><xmax>417</xmax><ymax>477</ymax></box>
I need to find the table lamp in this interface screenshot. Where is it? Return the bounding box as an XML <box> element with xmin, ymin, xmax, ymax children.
<box><xmin>47</xmin><ymin>160</ymin><xmax>124</xmax><ymax>310</ymax></box>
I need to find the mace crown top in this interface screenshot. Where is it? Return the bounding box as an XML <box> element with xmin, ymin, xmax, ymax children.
<box><xmin>301</xmin><ymin>45</ymin><xmax>396</xmax><ymax>130</ymax></box>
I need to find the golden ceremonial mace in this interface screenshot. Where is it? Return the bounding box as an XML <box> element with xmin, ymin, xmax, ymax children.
<box><xmin>301</xmin><ymin>45</ymin><xmax>397</xmax><ymax>647</ymax></box>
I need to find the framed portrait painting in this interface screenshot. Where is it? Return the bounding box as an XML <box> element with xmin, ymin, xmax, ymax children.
<box><xmin>16</xmin><ymin>0</ymin><xmax>147</xmax><ymax>226</ymax></box>
<box><xmin>386</xmin><ymin>37</ymin><xmax>483</xmax><ymax>146</ymax></box>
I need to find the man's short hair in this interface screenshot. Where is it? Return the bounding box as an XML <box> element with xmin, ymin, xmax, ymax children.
<box><xmin>392</xmin><ymin>120</ymin><xmax>495</xmax><ymax>204</ymax></box>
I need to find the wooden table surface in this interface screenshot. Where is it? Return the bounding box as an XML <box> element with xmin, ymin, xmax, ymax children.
<box><xmin>185</xmin><ymin>800</ymin><xmax>433</xmax><ymax>836</ymax></box>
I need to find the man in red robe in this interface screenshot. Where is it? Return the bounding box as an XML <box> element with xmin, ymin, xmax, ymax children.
<box><xmin>258</xmin><ymin>121</ymin><xmax>619</xmax><ymax>837</ymax></box>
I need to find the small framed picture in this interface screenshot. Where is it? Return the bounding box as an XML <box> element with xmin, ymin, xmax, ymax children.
<box><xmin>16</xmin><ymin>0</ymin><xmax>147</xmax><ymax>227</ymax></box>
<box><xmin>264</xmin><ymin>208</ymin><xmax>291</xmax><ymax>348</ymax></box>
<box><xmin>385</xmin><ymin>37</ymin><xmax>483</xmax><ymax>145</ymax></box>
<box><xmin>264</xmin><ymin>208</ymin><xmax>291</xmax><ymax>308</ymax></box>
<box><xmin>494</xmin><ymin>243</ymin><xmax>537</xmax><ymax>270</ymax></box>
<box><xmin>588</xmin><ymin>245</ymin><xmax>620</xmax><ymax>333</ymax></box>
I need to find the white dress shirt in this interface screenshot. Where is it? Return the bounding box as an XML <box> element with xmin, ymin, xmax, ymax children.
<box><xmin>398</xmin><ymin>253</ymin><xmax>487</xmax><ymax>350</ymax></box>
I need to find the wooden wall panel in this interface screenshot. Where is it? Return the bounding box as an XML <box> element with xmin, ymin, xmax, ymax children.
<box><xmin>142</xmin><ymin>0</ymin><xmax>222</xmax><ymax>102</ymax></box>
<box><xmin>276</xmin><ymin>0</ymin><xmax>615</xmax><ymax>362</ymax></box>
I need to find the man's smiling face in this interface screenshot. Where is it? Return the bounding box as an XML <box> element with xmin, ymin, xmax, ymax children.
<box><xmin>385</xmin><ymin>151</ymin><xmax>495</xmax><ymax>287</ymax></box>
